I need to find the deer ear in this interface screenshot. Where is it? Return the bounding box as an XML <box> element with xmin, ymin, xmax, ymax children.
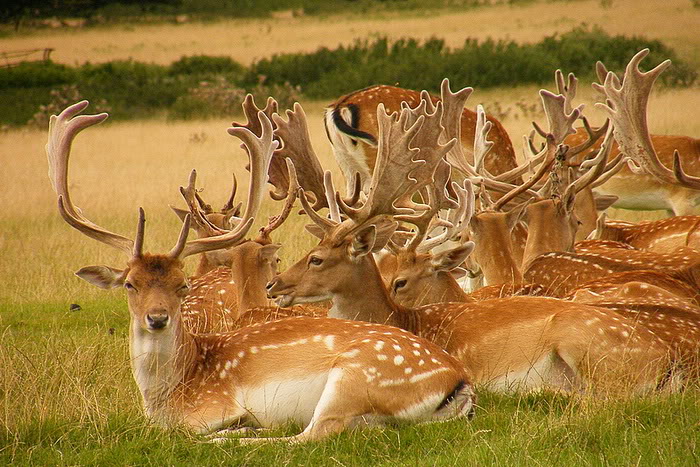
<box><xmin>75</xmin><ymin>265</ymin><xmax>126</xmax><ymax>289</ymax></box>
<box><xmin>370</xmin><ymin>220</ymin><xmax>399</xmax><ymax>253</ymax></box>
<box><xmin>562</xmin><ymin>187</ymin><xmax>577</xmax><ymax>214</ymax></box>
<box><xmin>594</xmin><ymin>194</ymin><xmax>618</xmax><ymax>211</ymax></box>
<box><xmin>349</xmin><ymin>225</ymin><xmax>378</xmax><ymax>259</ymax></box>
<box><xmin>258</xmin><ymin>243</ymin><xmax>282</xmax><ymax>263</ymax></box>
<box><xmin>505</xmin><ymin>199</ymin><xmax>531</xmax><ymax>231</ymax></box>
<box><xmin>305</xmin><ymin>224</ymin><xmax>326</xmax><ymax>239</ymax></box>
<box><xmin>170</xmin><ymin>205</ymin><xmax>210</xmax><ymax>236</ymax></box>
<box><xmin>170</xmin><ymin>205</ymin><xmax>190</xmax><ymax>223</ymax></box>
<box><xmin>430</xmin><ymin>242</ymin><xmax>475</xmax><ymax>272</ymax></box>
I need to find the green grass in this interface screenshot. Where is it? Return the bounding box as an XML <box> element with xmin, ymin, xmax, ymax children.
<box><xmin>2</xmin><ymin>300</ymin><xmax>699</xmax><ymax>465</ymax></box>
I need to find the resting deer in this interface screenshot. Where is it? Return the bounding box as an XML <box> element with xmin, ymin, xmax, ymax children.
<box><xmin>177</xmin><ymin>163</ymin><xmax>312</xmax><ymax>333</ymax></box>
<box><xmin>174</xmin><ymin>97</ymin><xmax>339</xmax><ymax>332</ymax></box>
<box><xmin>267</xmin><ymin>95</ymin><xmax>675</xmax><ymax>393</ymax></box>
<box><xmin>524</xmin><ymin>246</ymin><xmax>700</xmax><ymax>297</ymax></box>
<box><xmin>565</xmin><ymin>50</ymin><xmax>700</xmax><ymax>215</ymax></box>
<box><xmin>47</xmin><ymin>100</ymin><xmax>476</xmax><ymax>443</ymax></box>
<box><xmin>589</xmin><ymin>214</ymin><xmax>700</xmax><ymax>254</ymax></box>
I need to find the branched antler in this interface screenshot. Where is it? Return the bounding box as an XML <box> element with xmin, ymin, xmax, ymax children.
<box><xmin>595</xmin><ymin>48</ymin><xmax>700</xmax><ymax>189</ymax></box>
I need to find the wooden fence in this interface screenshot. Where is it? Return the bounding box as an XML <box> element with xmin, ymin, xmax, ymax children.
<box><xmin>0</xmin><ymin>48</ymin><xmax>54</xmax><ymax>68</ymax></box>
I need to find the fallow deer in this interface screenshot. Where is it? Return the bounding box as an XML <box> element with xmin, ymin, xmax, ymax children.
<box><xmin>589</xmin><ymin>214</ymin><xmax>700</xmax><ymax>254</ymax></box>
<box><xmin>568</xmin><ymin>282</ymin><xmax>700</xmax><ymax>376</ymax></box>
<box><xmin>175</xmin><ymin>97</ymin><xmax>339</xmax><ymax>332</ymax></box>
<box><xmin>47</xmin><ymin>100</ymin><xmax>476</xmax><ymax>443</ymax></box>
<box><xmin>523</xmin><ymin>246</ymin><xmax>700</xmax><ymax>297</ymax></box>
<box><xmin>268</xmin><ymin>96</ymin><xmax>675</xmax><ymax>393</ymax></box>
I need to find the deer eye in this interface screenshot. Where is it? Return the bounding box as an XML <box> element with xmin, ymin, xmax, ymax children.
<box><xmin>309</xmin><ymin>256</ymin><xmax>323</xmax><ymax>266</ymax></box>
<box><xmin>393</xmin><ymin>279</ymin><xmax>407</xmax><ymax>293</ymax></box>
<box><xmin>178</xmin><ymin>283</ymin><xmax>190</xmax><ymax>294</ymax></box>
<box><xmin>124</xmin><ymin>282</ymin><xmax>137</xmax><ymax>292</ymax></box>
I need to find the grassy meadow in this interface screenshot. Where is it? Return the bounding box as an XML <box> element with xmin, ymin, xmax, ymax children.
<box><xmin>2</xmin><ymin>0</ymin><xmax>700</xmax><ymax>464</ymax></box>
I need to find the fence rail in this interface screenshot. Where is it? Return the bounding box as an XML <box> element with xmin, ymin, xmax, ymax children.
<box><xmin>0</xmin><ymin>48</ymin><xmax>54</xmax><ymax>68</ymax></box>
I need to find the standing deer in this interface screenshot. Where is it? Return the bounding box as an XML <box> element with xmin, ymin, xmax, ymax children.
<box><xmin>47</xmin><ymin>100</ymin><xmax>476</xmax><ymax>443</ymax></box>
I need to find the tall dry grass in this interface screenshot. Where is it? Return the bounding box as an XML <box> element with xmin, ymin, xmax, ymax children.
<box><xmin>1</xmin><ymin>0</ymin><xmax>699</xmax><ymax>68</ymax></box>
<box><xmin>1</xmin><ymin>85</ymin><xmax>698</xmax><ymax>305</ymax></box>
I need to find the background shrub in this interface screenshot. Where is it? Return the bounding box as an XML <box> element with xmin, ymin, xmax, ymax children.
<box><xmin>0</xmin><ymin>26</ymin><xmax>694</xmax><ymax>126</ymax></box>
<box><xmin>168</xmin><ymin>55</ymin><xmax>245</xmax><ymax>79</ymax></box>
<box><xmin>244</xmin><ymin>26</ymin><xmax>697</xmax><ymax>98</ymax></box>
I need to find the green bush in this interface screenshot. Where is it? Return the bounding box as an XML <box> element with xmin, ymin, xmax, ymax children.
<box><xmin>77</xmin><ymin>60</ymin><xmax>186</xmax><ymax>119</ymax></box>
<box><xmin>243</xmin><ymin>26</ymin><xmax>697</xmax><ymax>98</ymax></box>
<box><xmin>0</xmin><ymin>26</ymin><xmax>694</xmax><ymax>126</ymax></box>
<box><xmin>168</xmin><ymin>78</ymin><xmax>301</xmax><ymax>120</ymax></box>
<box><xmin>0</xmin><ymin>61</ymin><xmax>76</xmax><ymax>88</ymax></box>
<box><xmin>169</xmin><ymin>55</ymin><xmax>245</xmax><ymax>78</ymax></box>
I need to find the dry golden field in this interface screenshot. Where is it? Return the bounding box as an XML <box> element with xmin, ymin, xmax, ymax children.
<box><xmin>2</xmin><ymin>0</ymin><xmax>700</xmax><ymax>68</ymax></box>
<box><xmin>0</xmin><ymin>0</ymin><xmax>699</xmax><ymax>307</ymax></box>
<box><xmin>1</xmin><ymin>85</ymin><xmax>699</xmax><ymax>305</ymax></box>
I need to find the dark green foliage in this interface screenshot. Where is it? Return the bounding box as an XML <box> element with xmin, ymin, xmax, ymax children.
<box><xmin>244</xmin><ymin>26</ymin><xmax>697</xmax><ymax>99</ymax></box>
<box><xmin>169</xmin><ymin>55</ymin><xmax>245</xmax><ymax>78</ymax></box>
<box><xmin>0</xmin><ymin>26</ymin><xmax>694</xmax><ymax>126</ymax></box>
<box><xmin>0</xmin><ymin>61</ymin><xmax>77</xmax><ymax>88</ymax></box>
<box><xmin>77</xmin><ymin>60</ymin><xmax>185</xmax><ymax>119</ymax></box>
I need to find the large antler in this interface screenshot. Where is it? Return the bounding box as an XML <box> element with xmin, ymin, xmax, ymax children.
<box><xmin>415</xmin><ymin>179</ymin><xmax>475</xmax><ymax>254</ymax></box>
<box><xmin>302</xmin><ymin>90</ymin><xmax>455</xmax><ymax>241</ymax></box>
<box><xmin>47</xmin><ymin>101</ymin><xmax>140</xmax><ymax>256</ymax></box>
<box><xmin>269</xmin><ymin>103</ymin><xmax>327</xmax><ymax>210</ymax></box>
<box><xmin>595</xmin><ymin>49</ymin><xmax>700</xmax><ymax>189</ymax></box>
<box><xmin>176</xmin><ymin>111</ymin><xmax>278</xmax><ymax>258</ymax></box>
<box><xmin>443</xmin><ymin>87</ymin><xmax>548</xmax><ymax>200</ymax></box>
<box><xmin>258</xmin><ymin>158</ymin><xmax>301</xmax><ymax>242</ymax></box>
<box><xmin>347</xmin><ymin>100</ymin><xmax>455</xmax><ymax>223</ymax></box>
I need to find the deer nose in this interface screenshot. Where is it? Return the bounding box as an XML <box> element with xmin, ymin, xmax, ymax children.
<box><xmin>146</xmin><ymin>313</ymin><xmax>169</xmax><ymax>330</ymax></box>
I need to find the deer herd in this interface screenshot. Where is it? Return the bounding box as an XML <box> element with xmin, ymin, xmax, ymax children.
<box><xmin>46</xmin><ymin>48</ymin><xmax>700</xmax><ymax>444</ymax></box>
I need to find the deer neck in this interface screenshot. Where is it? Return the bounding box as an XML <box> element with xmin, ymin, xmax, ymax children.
<box><xmin>522</xmin><ymin>210</ymin><xmax>573</xmax><ymax>269</ymax></box>
<box><xmin>473</xmin><ymin>229</ymin><xmax>522</xmax><ymax>285</ymax></box>
<box><xmin>230</xmin><ymin>265</ymin><xmax>271</xmax><ymax>313</ymax></box>
<box><xmin>195</xmin><ymin>254</ymin><xmax>215</xmax><ymax>277</ymax></box>
<box><xmin>478</xmin><ymin>243</ymin><xmax>522</xmax><ymax>286</ymax></box>
<box><xmin>430</xmin><ymin>272</ymin><xmax>469</xmax><ymax>303</ymax></box>
<box><xmin>129</xmin><ymin>313</ymin><xmax>197</xmax><ymax>420</ymax></box>
<box><xmin>328</xmin><ymin>255</ymin><xmax>400</xmax><ymax>326</ymax></box>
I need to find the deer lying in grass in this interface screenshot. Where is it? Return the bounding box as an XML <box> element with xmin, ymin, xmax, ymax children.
<box><xmin>589</xmin><ymin>214</ymin><xmax>700</xmax><ymax>254</ymax></box>
<box><xmin>174</xmin><ymin>97</ymin><xmax>337</xmax><ymax>332</ymax></box>
<box><xmin>522</xmin><ymin>48</ymin><xmax>700</xmax><ymax>296</ymax></box>
<box><xmin>267</xmin><ymin>94</ymin><xmax>676</xmax><ymax>393</ymax></box>
<box><xmin>47</xmin><ymin>100</ymin><xmax>476</xmax><ymax>444</ymax></box>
